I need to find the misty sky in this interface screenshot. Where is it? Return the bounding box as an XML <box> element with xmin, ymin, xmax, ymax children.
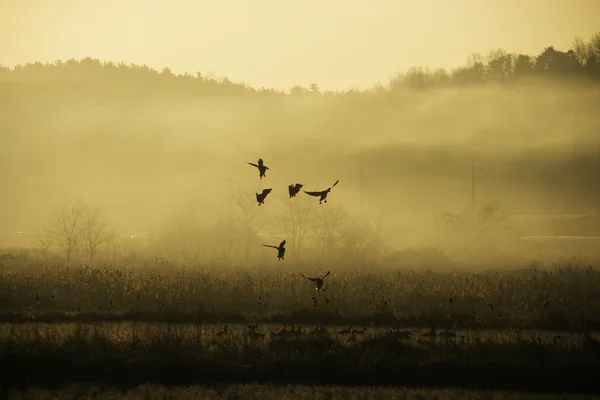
<box><xmin>1</xmin><ymin>0</ymin><xmax>599</xmax><ymax>90</ymax></box>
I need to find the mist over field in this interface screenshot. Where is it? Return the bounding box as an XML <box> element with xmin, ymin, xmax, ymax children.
<box><xmin>2</xmin><ymin>33</ymin><xmax>600</xmax><ymax>269</ymax></box>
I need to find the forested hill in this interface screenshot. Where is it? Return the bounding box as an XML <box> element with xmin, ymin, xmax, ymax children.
<box><xmin>1</xmin><ymin>32</ymin><xmax>599</xmax><ymax>95</ymax></box>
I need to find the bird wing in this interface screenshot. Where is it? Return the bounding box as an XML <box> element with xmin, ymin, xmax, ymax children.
<box><xmin>304</xmin><ymin>190</ymin><xmax>322</xmax><ymax>197</ymax></box>
<box><xmin>321</xmin><ymin>271</ymin><xmax>331</xmax><ymax>280</ymax></box>
<box><xmin>331</xmin><ymin>180</ymin><xmax>339</xmax><ymax>189</ymax></box>
<box><xmin>279</xmin><ymin>239</ymin><xmax>286</xmax><ymax>248</ymax></box>
<box><xmin>262</xmin><ymin>188</ymin><xmax>272</xmax><ymax>196</ymax></box>
<box><xmin>263</xmin><ymin>244</ymin><xmax>279</xmax><ymax>249</ymax></box>
<box><xmin>300</xmin><ymin>273</ymin><xmax>317</xmax><ymax>282</ymax></box>
<box><xmin>246</xmin><ymin>162</ymin><xmax>259</xmax><ymax>168</ymax></box>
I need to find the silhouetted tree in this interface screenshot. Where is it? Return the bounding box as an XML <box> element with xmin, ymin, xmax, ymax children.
<box><xmin>309</xmin><ymin>82</ymin><xmax>320</xmax><ymax>94</ymax></box>
<box><xmin>583</xmin><ymin>33</ymin><xmax>600</xmax><ymax>78</ymax></box>
<box><xmin>572</xmin><ymin>36</ymin><xmax>590</xmax><ymax>65</ymax></box>
<box><xmin>211</xmin><ymin>218</ymin><xmax>240</xmax><ymax>266</ymax></box>
<box><xmin>513</xmin><ymin>54</ymin><xmax>534</xmax><ymax>76</ymax></box>
<box><xmin>312</xmin><ymin>205</ymin><xmax>349</xmax><ymax>257</ymax></box>
<box><xmin>235</xmin><ymin>188</ymin><xmax>264</xmax><ymax>263</ymax></box>
<box><xmin>487</xmin><ymin>49</ymin><xmax>513</xmax><ymax>80</ymax></box>
<box><xmin>280</xmin><ymin>197</ymin><xmax>313</xmax><ymax>260</ymax></box>
<box><xmin>81</xmin><ymin>206</ymin><xmax>114</xmax><ymax>263</ymax></box>
<box><xmin>32</xmin><ymin>227</ymin><xmax>53</xmax><ymax>259</ymax></box>
<box><xmin>50</xmin><ymin>198</ymin><xmax>87</xmax><ymax>263</ymax></box>
<box><xmin>290</xmin><ymin>85</ymin><xmax>308</xmax><ymax>95</ymax></box>
<box><xmin>535</xmin><ymin>46</ymin><xmax>580</xmax><ymax>75</ymax></box>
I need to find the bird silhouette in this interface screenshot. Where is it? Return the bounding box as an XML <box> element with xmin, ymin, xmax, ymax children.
<box><xmin>248</xmin><ymin>324</ymin><xmax>265</xmax><ymax>339</ymax></box>
<box><xmin>216</xmin><ymin>325</ymin><xmax>228</xmax><ymax>337</ymax></box>
<box><xmin>300</xmin><ymin>271</ymin><xmax>331</xmax><ymax>291</ymax></box>
<box><xmin>255</xmin><ymin>188</ymin><xmax>272</xmax><ymax>206</ymax></box>
<box><xmin>304</xmin><ymin>180</ymin><xmax>339</xmax><ymax>204</ymax></box>
<box><xmin>246</xmin><ymin>158</ymin><xmax>269</xmax><ymax>179</ymax></box>
<box><xmin>263</xmin><ymin>239</ymin><xmax>286</xmax><ymax>260</ymax></box>
<box><xmin>288</xmin><ymin>183</ymin><xmax>304</xmax><ymax>198</ymax></box>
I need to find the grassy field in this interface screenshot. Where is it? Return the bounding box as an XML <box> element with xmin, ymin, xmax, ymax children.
<box><xmin>1</xmin><ymin>261</ymin><xmax>600</xmax><ymax>394</ymax></box>
<box><xmin>2</xmin><ymin>261</ymin><xmax>600</xmax><ymax>329</ymax></box>
<box><xmin>4</xmin><ymin>384</ymin><xmax>600</xmax><ymax>400</ymax></box>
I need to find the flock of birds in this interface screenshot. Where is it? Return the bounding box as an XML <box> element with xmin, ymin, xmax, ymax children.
<box><xmin>246</xmin><ymin>158</ymin><xmax>340</xmax><ymax>207</ymax></box>
<box><xmin>246</xmin><ymin>157</ymin><xmax>337</xmax><ymax>292</ymax></box>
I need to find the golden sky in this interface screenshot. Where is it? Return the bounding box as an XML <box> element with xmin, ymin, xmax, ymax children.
<box><xmin>1</xmin><ymin>0</ymin><xmax>599</xmax><ymax>90</ymax></box>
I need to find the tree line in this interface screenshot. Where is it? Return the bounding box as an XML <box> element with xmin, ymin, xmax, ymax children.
<box><xmin>30</xmin><ymin>194</ymin><xmax>389</xmax><ymax>268</ymax></box>
<box><xmin>1</xmin><ymin>32</ymin><xmax>599</xmax><ymax>95</ymax></box>
<box><xmin>34</xmin><ymin>198</ymin><xmax>116</xmax><ymax>264</ymax></box>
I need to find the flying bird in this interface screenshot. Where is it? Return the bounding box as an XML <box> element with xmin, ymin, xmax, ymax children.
<box><xmin>263</xmin><ymin>239</ymin><xmax>286</xmax><ymax>260</ymax></box>
<box><xmin>246</xmin><ymin>158</ymin><xmax>269</xmax><ymax>179</ymax></box>
<box><xmin>300</xmin><ymin>271</ymin><xmax>331</xmax><ymax>291</ymax></box>
<box><xmin>304</xmin><ymin>180</ymin><xmax>339</xmax><ymax>204</ymax></box>
<box><xmin>256</xmin><ymin>188</ymin><xmax>272</xmax><ymax>206</ymax></box>
<box><xmin>288</xmin><ymin>183</ymin><xmax>304</xmax><ymax>198</ymax></box>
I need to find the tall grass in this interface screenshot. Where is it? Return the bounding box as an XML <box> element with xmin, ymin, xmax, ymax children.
<box><xmin>1</xmin><ymin>260</ymin><xmax>600</xmax><ymax>392</ymax></box>
<box><xmin>1</xmin><ymin>319</ymin><xmax>599</xmax><ymax>392</ymax></box>
<box><xmin>1</xmin><ymin>261</ymin><xmax>599</xmax><ymax>330</ymax></box>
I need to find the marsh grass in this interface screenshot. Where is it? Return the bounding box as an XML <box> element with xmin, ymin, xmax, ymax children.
<box><xmin>2</xmin><ymin>262</ymin><xmax>600</xmax><ymax>330</ymax></box>
<box><xmin>1</xmin><ymin>261</ymin><xmax>600</xmax><ymax>392</ymax></box>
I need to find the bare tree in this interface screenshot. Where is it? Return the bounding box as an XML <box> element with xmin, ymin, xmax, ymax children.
<box><xmin>82</xmin><ymin>206</ymin><xmax>114</xmax><ymax>263</ymax></box>
<box><xmin>50</xmin><ymin>197</ymin><xmax>87</xmax><ymax>263</ymax></box>
<box><xmin>32</xmin><ymin>226</ymin><xmax>53</xmax><ymax>259</ymax></box>
<box><xmin>466</xmin><ymin>52</ymin><xmax>484</xmax><ymax>67</ymax></box>
<box><xmin>211</xmin><ymin>217</ymin><xmax>239</xmax><ymax>266</ymax></box>
<box><xmin>312</xmin><ymin>204</ymin><xmax>349</xmax><ymax>257</ymax></box>
<box><xmin>281</xmin><ymin>196</ymin><xmax>313</xmax><ymax>260</ymax></box>
<box><xmin>572</xmin><ymin>36</ymin><xmax>590</xmax><ymax>65</ymax></box>
<box><xmin>589</xmin><ymin>32</ymin><xmax>600</xmax><ymax>60</ymax></box>
<box><xmin>168</xmin><ymin>198</ymin><xmax>207</xmax><ymax>264</ymax></box>
<box><xmin>234</xmin><ymin>188</ymin><xmax>264</xmax><ymax>263</ymax></box>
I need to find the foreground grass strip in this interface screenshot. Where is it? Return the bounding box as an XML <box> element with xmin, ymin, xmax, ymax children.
<box><xmin>1</xmin><ymin>321</ymin><xmax>599</xmax><ymax>394</ymax></box>
<box><xmin>1</xmin><ymin>355</ymin><xmax>599</xmax><ymax>394</ymax></box>
<box><xmin>7</xmin><ymin>383</ymin><xmax>600</xmax><ymax>400</ymax></box>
